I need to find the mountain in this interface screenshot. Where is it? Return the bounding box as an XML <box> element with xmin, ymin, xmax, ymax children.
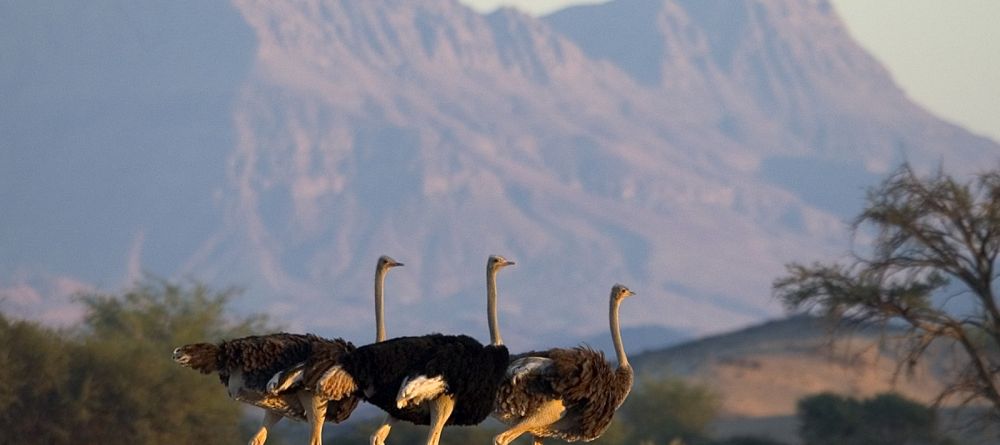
<box><xmin>573</xmin><ymin>324</ymin><xmax>690</xmax><ymax>357</ymax></box>
<box><xmin>2</xmin><ymin>0</ymin><xmax>996</xmax><ymax>347</ymax></box>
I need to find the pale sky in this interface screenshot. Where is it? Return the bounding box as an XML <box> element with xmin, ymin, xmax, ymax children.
<box><xmin>460</xmin><ymin>0</ymin><xmax>1000</xmax><ymax>144</ymax></box>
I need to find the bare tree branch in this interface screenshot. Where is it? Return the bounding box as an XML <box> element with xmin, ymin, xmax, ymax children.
<box><xmin>774</xmin><ymin>163</ymin><xmax>1000</xmax><ymax>420</ymax></box>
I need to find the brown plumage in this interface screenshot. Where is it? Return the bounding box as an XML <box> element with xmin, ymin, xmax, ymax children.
<box><xmin>172</xmin><ymin>333</ymin><xmax>355</xmax><ymax>422</ymax></box>
<box><xmin>492</xmin><ymin>284</ymin><xmax>636</xmax><ymax>444</ymax></box>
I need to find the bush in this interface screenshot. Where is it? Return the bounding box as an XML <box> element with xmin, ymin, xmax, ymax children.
<box><xmin>0</xmin><ymin>279</ymin><xmax>272</xmax><ymax>445</ymax></box>
<box><xmin>797</xmin><ymin>392</ymin><xmax>953</xmax><ymax>445</ymax></box>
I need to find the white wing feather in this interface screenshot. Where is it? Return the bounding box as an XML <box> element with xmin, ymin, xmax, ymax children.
<box><xmin>266</xmin><ymin>364</ymin><xmax>304</xmax><ymax>394</ymax></box>
<box><xmin>506</xmin><ymin>357</ymin><xmax>553</xmax><ymax>384</ymax></box>
<box><xmin>396</xmin><ymin>375</ymin><xmax>448</xmax><ymax>408</ymax></box>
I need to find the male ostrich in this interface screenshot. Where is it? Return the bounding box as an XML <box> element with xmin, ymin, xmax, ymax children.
<box><xmin>267</xmin><ymin>255</ymin><xmax>404</xmax><ymax>444</ymax></box>
<box><xmin>492</xmin><ymin>284</ymin><xmax>636</xmax><ymax>445</ymax></box>
<box><xmin>172</xmin><ymin>255</ymin><xmax>402</xmax><ymax>445</ymax></box>
<box><xmin>314</xmin><ymin>255</ymin><xmax>515</xmax><ymax>445</ymax></box>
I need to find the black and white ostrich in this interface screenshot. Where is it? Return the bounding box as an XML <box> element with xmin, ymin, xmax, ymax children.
<box><xmin>172</xmin><ymin>255</ymin><xmax>402</xmax><ymax>445</ymax></box>
<box><xmin>312</xmin><ymin>255</ymin><xmax>515</xmax><ymax>445</ymax></box>
<box><xmin>492</xmin><ymin>284</ymin><xmax>636</xmax><ymax>445</ymax></box>
<box><xmin>266</xmin><ymin>255</ymin><xmax>404</xmax><ymax>445</ymax></box>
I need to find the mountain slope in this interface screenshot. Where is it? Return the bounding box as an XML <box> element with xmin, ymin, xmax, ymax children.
<box><xmin>208</xmin><ymin>0</ymin><xmax>850</xmax><ymax>344</ymax></box>
<box><xmin>2</xmin><ymin>0</ymin><xmax>996</xmax><ymax>348</ymax></box>
<box><xmin>632</xmin><ymin>316</ymin><xmax>953</xmax><ymax>417</ymax></box>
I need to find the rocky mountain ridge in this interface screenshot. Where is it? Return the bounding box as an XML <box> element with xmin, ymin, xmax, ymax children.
<box><xmin>2</xmin><ymin>0</ymin><xmax>996</xmax><ymax>348</ymax></box>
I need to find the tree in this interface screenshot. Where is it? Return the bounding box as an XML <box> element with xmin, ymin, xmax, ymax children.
<box><xmin>0</xmin><ymin>314</ymin><xmax>76</xmax><ymax>443</ymax></box>
<box><xmin>797</xmin><ymin>392</ymin><xmax>953</xmax><ymax>445</ymax></box>
<box><xmin>0</xmin><ymin>279</ymin><xmax>274</xmax><ymax>445</ymax></box>
<box><xmin>796</xmin><ymin>393</ymin><xmax>861</xmax><ymax>445</ymax></box>
<box><xmin>774</xmin><ymin>164</ymin><xmax>1000</xmax><ymax>416</ymax></box>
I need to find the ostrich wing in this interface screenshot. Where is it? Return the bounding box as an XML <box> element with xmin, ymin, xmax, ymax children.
<box><xmin>506</xmin><ymin>356</ymin><xmax>554</xmax><ymax>384</ymax></box>
<box><xmin>267</xmin><ymin>362</ymin><xmax>305</xmax><ymax>394</ymax></box>
<box><xmin>396</xmin><ymin>375</ymin><xmax>448</xmax><ymax>408</ymax></box>
<box><xmin>315</xmin><ymin>365</ymin><xmax>359</xmax><ymax>401</ymax></box>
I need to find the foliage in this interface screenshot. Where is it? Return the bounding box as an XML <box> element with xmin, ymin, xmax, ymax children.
<box><xmin>797</xmin><ymin>392</ymin><xmax>955</xmax><ymax>445</ymax></box>
<box><xmin>0</xmin><ymin>279</ymin><xmax>273</xmax><ymax>445</ymax></box>
<box><xmin>0</xmin><ymin>315</ymin><xmax>75</xmax><ymax>443</ymax></box>
<box><xmin>774</xmin><ymin>164</ymin><xmax>1000</xmax><ymax>415</ymax></box>
<box><xmin>592</xmin><ymin>375</ymin><xmax>720</xmax><ymax>445</ymax></box>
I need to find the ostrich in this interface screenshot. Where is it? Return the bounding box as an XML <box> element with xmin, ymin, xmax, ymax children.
<box><xmin>266</xmin><ymin>255</ymin><xmax>404</xmax><ymax>445</ymax></box>
<box><xmin>492</xmin><ymin>284</ymin><xmax>636</xmax><ymax>445</ymax></box>
<box><xmin>172</xmin><ymin>333</ymin><xmax>352</xmax><ymax>445</ymax></box>
<box><xmin>172</xmin><ymin>255</ymin><xmax>402</xmax><ymax>445</ymax></box>
<box><xmin>313</xmin><ymin>254</ymin><xmax>515</xmax><ymax>445</ymax></box>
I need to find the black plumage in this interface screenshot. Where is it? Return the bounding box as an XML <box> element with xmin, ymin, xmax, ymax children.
<box><xmin>313</xmin><ymin>254</ymin><xmax>515</xmax><ymax>445</ymax></box>
<box><xmin>263</xmin><ymin>255</ymin><xmax>404</xmax><ymax>445</ymax></box>
<box><xmin>492</xmin><ymin>284</ymin><xmax>636</xmax><ymax>445</ymax></box>
<box><xmin>338</xmin><ymin>333</ymin><xmax>509</xmax><ymax>425</ymax></box>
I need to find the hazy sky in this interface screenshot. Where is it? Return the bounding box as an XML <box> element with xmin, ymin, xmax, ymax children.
<box><xmin>460</xmin><ymin>0</ymin><xmax>1000</xmax><ymax>144</ymax></box>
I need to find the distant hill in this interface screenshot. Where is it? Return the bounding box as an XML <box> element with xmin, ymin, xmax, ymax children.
<box><xmin>3</xmin><ymin>0</ymin><xmax>997</xmax><ymax>349</ymax></box>
<box><xmin>632</xmin><ymin>315</ymin><xmax>956</xmax><ymax>418</ymax></box>
<box><xmin>566</xmin><ymin>324</ymin><xmax>690</xmax><ymax>357</ymax></box>
<box><xmin>631</xmin><ymin>315</ymin><xmax>999</xmax><ymax>443</ymax></box>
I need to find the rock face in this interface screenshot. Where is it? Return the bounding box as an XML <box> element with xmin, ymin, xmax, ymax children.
<box><xmin>2</xmin><ymin>0</ymin><xmax>996</xmax><ymax>346</ymax></box>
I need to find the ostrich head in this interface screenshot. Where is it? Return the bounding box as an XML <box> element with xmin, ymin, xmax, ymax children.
<box><xmin>378</xmin><ymin>255</ymin><xmax>404</xmax><ymax>270</ymax></box>
<box><xmin>488</xmin><ymin>254</ymin><xmax>515</xmax><ymax>271</ymax></box>
<box><xmin>611</xmin><ymin>284</ymin><xmax>636</xmax><ymax>302</ymax></box>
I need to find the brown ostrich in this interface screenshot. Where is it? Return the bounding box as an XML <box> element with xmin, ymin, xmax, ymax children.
<box><xmin>492</xmin><ymin>284</ymin><xmax>636</xmax><ymax>445</ymax></box>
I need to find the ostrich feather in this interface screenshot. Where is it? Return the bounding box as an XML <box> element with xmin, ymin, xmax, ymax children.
<box><xmin>397</xmin><ymin>375</ymin><xmax>448</xmax><ymax>408</ymax></box>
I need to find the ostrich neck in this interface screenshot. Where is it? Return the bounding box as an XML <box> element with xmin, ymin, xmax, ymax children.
<box><xmin>487</xmin><ymin>267</ymin><xmax>503</xmax><ymax>346</ymax></box>
<box><xmin>375</xmin><ymin>267</ymin><xmax>387</xmax><ymax>342</ymax></box>
<box><xmin>610</xmin><ymin>297</ymin><xmax>629</xmax><ymax>369</ymax></box>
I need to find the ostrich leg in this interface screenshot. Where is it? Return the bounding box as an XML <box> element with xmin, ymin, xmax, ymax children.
<box><xmin>426</xmin><ymin>395</ymin><xmax>456</xmax><ymax>445</ymax></box>
<box><xmin>493</xmin><ymin>400</ymin><xmax>565</xmax><ymax>445</ymax></box>
<box><xmin>248</xmin><ymin>410</ymin><xmax>282</xmax><ymax>445</ymax></box>
<box><xmin>369</xmin><ymin>414</ymin><xmax>396</xmax><ymax>445</ymax></box>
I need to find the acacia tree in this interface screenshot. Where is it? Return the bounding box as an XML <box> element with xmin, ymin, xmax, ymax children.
<box><xmin>774</xmin><ymin>164</ymin><xmax>1000</xmax><ymax>415</ymax></box>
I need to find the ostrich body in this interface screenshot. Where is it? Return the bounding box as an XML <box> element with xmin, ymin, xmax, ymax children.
<box><xmin>492</xmin><ymin>284</ymin><xmax>636</xmax><ymax>445</ymax></box>
<box><xmin>316</xmin><ymin>255</ymin><xmax>515</xmax><ymax>445</ymax></box>
<box><xmin>172</xmin><ymin>333</ymin><xmax>355</xmax><ymax>445</ymax></box>
<box><xmin>266</xmin><ymin>255</ymin><xmax>403</xmax><ymax>445</ymax></box>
